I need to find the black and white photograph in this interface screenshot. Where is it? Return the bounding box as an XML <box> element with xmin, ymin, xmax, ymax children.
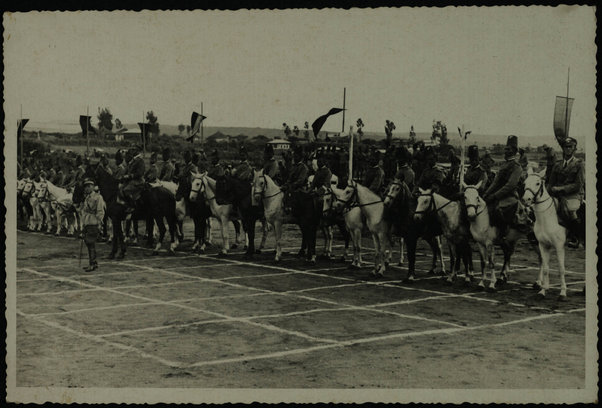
<box><xmin>3</xmin><ymin>7</ymin><xmax>598</xmax><ymax>404</ymax></box>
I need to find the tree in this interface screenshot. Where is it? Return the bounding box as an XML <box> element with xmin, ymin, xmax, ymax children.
<box><xmin>282</xmin><ymin>123</ymin><xmax>292</xmax><ymax>139</ymax></box>
<box><xmin>115</xmin><ymin>118</ymin><xmax>123</xmax><ymax>130</ymax></box>
<box><xmin>293</xmin><ymin>125</ymin><xmax>300</xmax><ymax>137</ymax></box>
<box><xmin>384</xmin><ymin>120</ymin><xmax>396</xmax><ymax>146</ymax></box>
<box><xmin>146</xmin><ymin>111</ymin><xmax>160</xmax><ymax>138</ymax></box>
<box><xmin>97</xmin><ymin>107</ymin><xmax>113</xmax><ymax>135</ymax></box>
<box><xmin>356</xmin><ymin>118</ymin><xmax>364</xmax><ymax>142</ymax></box>
<box><xmin>178</xmin><ymin>124</ymin><xmax>185</xmax><ymax>137</ymax></box>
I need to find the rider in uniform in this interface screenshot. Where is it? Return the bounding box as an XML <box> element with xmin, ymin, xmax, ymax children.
<box><xmin>113</xmin><ymin>151</ymin><xmax>128</xmax><ymax>181</ymax></box>
<box><xmin>283</xmin><ymin>146</ymin><xmax>309</xmax><ymax>213</ymax></box>
<box><xmin>464</xmin><ymin>145</ymin><xmax>488</xmax><ymax>195</ymax></box>
<box><xmin>120</xmin><ymin>145</ymin><xmax>145</xmax><ymax>211</ymax></box>
<box><xmin>145</xmin><ymin>152</ymin><xmax>160</xmax><ymax>183</ymax></box>
<box><xmin>262</xmin><ymin>144</ymin><xmax>280</xmax><ymax>182</ymax></box>
<box><xmin>159</xmin><ymin>148</ymin><xmax>175</xmax><ymax>182</ymax></box>
<box><xmin>413</xmin><ymin>146</ymin><xmax>445</xmax><ymax>195</ymax></box>
<box><xmin>482</xmin><ymin>135</ymin><xmax>529</xmax><ymax>234</ymax></box>
<box><xmin>232</xmin><ymin>146</ymin><xmax>253</xmax><ymax>183</ymax></box>
<box><xmin>543</xmin><ymin>146</ymin><xmax>557</xmax><ymax>183</ymax></box>
<box><xmin>311</xmin><ymin>155</ymin><xmax>332</xmax><ymax>194</ymax></box>
<box><xmin>546</xmin><ymin>136</ymin><xmax>585</xmax><ymax>247</ymax></box>
<box><xmin>363</xmin><ymin>150</ymin><xmax>385</xmax><ymax>195</ymax></box>
<box><xmin>394</xmin><ymin>146</ymin><xmax>415</xmax><ymax>190</ymax></box>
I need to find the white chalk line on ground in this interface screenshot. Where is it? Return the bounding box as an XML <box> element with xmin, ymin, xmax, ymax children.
<box><xmin>20</xmin><ymin>267</ymin><xmax>339</xmax><ymax>346</ymax></box>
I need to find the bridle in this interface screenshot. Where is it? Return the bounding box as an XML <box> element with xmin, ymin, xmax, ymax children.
<box><xmin>463</xmin><ymin>186</ymin><xmax>486</xmax><ymax>217</ymax></box>
<box><xmin>253</xmin><ymin>174</ymin><xmax>283</xmax><ymax>201</ymax></box>
<box><xmin>384</xmin><ymin>181</ymin><xmax>402</xmax><ymax>204</ymax></box>
<box><xmin>414</xmin><ymin>191</ymin><xmax>453</xmax><ymax>215</ymax></box>
<box><xmin>524</xmin><ymin>174</ymin><xmax>553</xmax><ymax>211</ymax></box>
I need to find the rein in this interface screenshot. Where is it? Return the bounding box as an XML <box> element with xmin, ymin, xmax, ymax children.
<box><xmin>463</xmin><ymin>186</ymin><xmax>486</xmax><ymax>218</ymax></box>
<box><xmin>254</xmin><ymin>175</ymin><xmax>283</xmax><ymax>200</ymax></box>
<box><xmin>414</xmin><ymin>192</ymin><xmax>453</xmax><ymax>215</ymax></box>
<box><xmin>524</xmin><ymin>174</ymin><xmax>554</xmax><ymax>210</ymax></box>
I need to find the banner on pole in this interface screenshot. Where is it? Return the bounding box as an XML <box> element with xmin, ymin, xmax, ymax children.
<box><xmin>312</xmin><ymin>108</ymin><xmax>344</xmax><ymax>138</ymax></box>
<box><xmin>187</xmin><ymin>111</ymin><xmax>207</xmax><ymax>142</ymax></box>
<box><xmin>17</xmin><ymin>119</ymin><xmax>29</xmax><ymax>137</ymax></box>
<box><xmin>79</xmin><ymin>116</ymin><xmax>97</xmax><ymax>137</ymax></box>
<box><xmin>553</xmin><ymin>96</ymin><xmax>574</xmax><ymax>144</ymax></box>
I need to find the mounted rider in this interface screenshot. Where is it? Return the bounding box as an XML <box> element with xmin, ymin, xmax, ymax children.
<box><xmin>546</xmin><ymin>136</ymin><xmax>585</xmax><ymax>247</ymax></box>
<box><xmin>482</xmin><ymin>135</ymin><xmax>530</xmax><ymax>234</ymax></box>
<box><xmin>119</xmin><ymin>145</ymin><xmax>145</xmax><ymax>211</ymax></box>
<box><xmin>232</xmin><ymin>146</ymin><xmax>253</xmax><ymax>183</ymax></box>
<box><xmin>413</xmin><ymin>146</ymin><xmax>445</xmax><ymax>196</ymax></box>
<box><xmin>311</xmin><ymin>154</ymin><xmax>332</xmax><ymax>195</ymax></box>
<box><xmin>144</xmin><ymin>151</ymin><xmax>160</xmax><ymax>183</ymax></box>
<box><xmin>262</xmin><ymin>143</ymin><xmax>280</xmax><ymax>183</ymax></box>
<box><xmin>543</xmin><ymin>146</ymin><xmax>557</xmax><ymax>183</ymax></box>
<box><xmin>113</xmin><ymin>151</ymin><xmax>128</xmax><ymax>181</ymax></box>
<box><xmin>463</xmin><ymin>145</ymin><xmax>488</xmax><ymax>195</ymax></box>
<box><xmin>394</xmin><ymin>146</ymin><xmax>415</xmax><ymax>191</ymax></box>
<box><xmin>363</xmin><ymin>150</ymin><xmax>385</xmax><ymax>195</ymax></box>
<box><xmin>159</xmin><ymin>148</ymin><xmax>175</xmax><ymax>182</ymax></box>
<box><xmin>283</xmin><ymin>145</ymin><xmax>309</xmax><ymax>213</ymax></box>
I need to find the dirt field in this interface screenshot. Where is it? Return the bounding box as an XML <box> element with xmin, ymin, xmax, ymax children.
<box><xmin>15</xmin><ymin>220</ymin><xmax>586</xmax><ymax>389</ymax></box>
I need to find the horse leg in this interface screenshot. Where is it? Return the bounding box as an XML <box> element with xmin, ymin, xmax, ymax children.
<box><xmin>145</xmin><ymin>217</ymin><xmax>155</xmax><ymax>248</ymax></box>
<box><xmin>152</xmin><ymin>216</ymin><xmax>166</xmax><ymax>255</ymax></box>
<box><xmin>399</xmin><ymin>237</ymin><xmax>405</xmax><ymax>265</ymax></box>
<box><xmin>406</xmin><ymin>235</ymin><xmax>417</xmax><ymax>281</ymax></box>
<box><xmin>556</xmin><ymin>244</ymin><xmax>568</xmax><ymax>300</ymax></box>
<box><xmin>377</xmin><ymin>231</ymin><xmax>387</xmax><ymax>276</ymax></box>
<box><xmin>435</xmin><ymin>235</ymin><xmax>446</xmax><ymax>275</ymax></box>
<box><xmin>244</xmin><ymin>212</ymin><xmax>257</xmax><ymax>258</ymax></box>
<box><xmin>446</xmin><ymin>243</ymin><xmax>456</xmax><ymax>283</ymax></box>
<box><xmin>218</xmin><ymin>218</ymin><xmax>229</xmax><ymax>255</ymax></box>
<box><xmin>259</xmin><ymin>219</ymin><xmax>268</xmax><ymax>252</ymax></box>
<box><xmin>476</xmin><ymin>244</ymin><xmax>487</xmax><ymax>288</ymax></box>
<box><xmin>274</xmin><ymin>221</ymin><xmax>283</xmax><ymax>262</ymax></box>
<box><xmin>54</xmin><ymin>207</ymin><xmax>62</xmax><ymax>236</ymax></box>
<box><xmin>537</xmin><ymin>243</ymin><xmax>552</xmax><ymax>298</ymax></box>
<box><xmin>232</xmin><ymin>219</ymin><xmax>241</xmax><ymax>249</ymax></box>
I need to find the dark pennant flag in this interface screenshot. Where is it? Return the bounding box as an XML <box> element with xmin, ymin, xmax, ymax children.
<box><xmin>311</xmin><ymin>108</ymin><xmax>344</xmax><ymax>138</ymax></box>
<box><xmin>17</xmin><ymin>119</ymin><xmax>29</xmax><ymax>137</ymax></box>
<box><xmin>79</xmin><ymin>115</ymin><xmax>97</xmax><ymax>137</ymax></box>
<box><xmin>187</xmin><ymin>111</ymin><xmax>207</xmax><ymax>142</ymax></box>
<box><xmin>138</xmin><ymin>122</ymin><xmax>151</xmax><ymax>145</ymax></box>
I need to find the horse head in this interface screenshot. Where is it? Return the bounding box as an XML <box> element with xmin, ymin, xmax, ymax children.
<box><xmin>462</xmin><ymin>180</ymin><xmax>483</xmax><ymax>221</ymax></box>
<box><xmin>189</xmin><ymin>171</ymin><xmax>206</xmax><ymax>202</ymax></box>
<box><xmin>251</xmin><ymin>169</ymin><xmax>266</xmax><ymax>205</ymax></box>
<box><xmin>522</xmin><ymin>168</ymin><xmax>547</xmax><ymax>207</ymax></box>
<box><xmin>413</xmin><ymin>187</ymin><xmax>433</xmax><ymax>221</ymax></box>
<box><xmin>384</xmin><ymin>178</ymin><xmax>404</xmax><ymax>207</ymax></box>
<box><xmin>331</xmin><ymin>182</ymin><xmax>356</xmax><ymax>212</ymax></box>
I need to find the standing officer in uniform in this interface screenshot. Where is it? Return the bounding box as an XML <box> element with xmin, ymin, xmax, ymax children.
<box><xmin>81</xmin><ymin>178</ymin><xmax>105</xmax><ymax>271</ymax></box>
<box><xmin>120</xmin><ymin>145</ymin><xmax>145</xmax><ymax>210</ymax></box>
<box><xmin>159</xmin><ymin>148</ymin><xmax>175</xmax><ymax>182</ymax></box>
<box><xmin>482</xmin><ymin>135</ymin><xmax>528</xmax><ymax>234</ymax></box>
<box><xmin>262</xmin><ymin>144</ymin><xmax>280</xmax><ymax>182</ymax></box>
<box><xmin>394</xmin><ymin>146</ymin><xmax>415</xmax><ymax>190</ymax></box>
<box><xmin>363</xmin><ymin>150</ymin><xmax>385</xmax><ymax>195</ymax></box>
<box><xmin>464</xmin><ymin>145</ymin><xmax>488</xmax><ymax>195</ymax></box>
<box><xmin>547</xmin><ymin>137</ymin><xmax>585</xmax><ymax>247</ymax></box>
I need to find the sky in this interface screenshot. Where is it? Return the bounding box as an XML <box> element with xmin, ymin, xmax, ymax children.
<box><xmin>3</xmin><ymin>7</ymin><xmax>597</xmax><ymax>140</ymax></box>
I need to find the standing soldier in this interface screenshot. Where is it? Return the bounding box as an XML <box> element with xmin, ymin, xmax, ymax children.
<box><xmin>81</xmin><ymin>178</ymin><xmax>106</xmax><ymax>272</ymax></box>
<box><xmin>159</xmin><ymin>148</ymin><xmax>175</xmax><ymax>182</ymax></box>
<box><xmin>120</xmin><ymin>145</ymin><xmax>145</xmax><ymax>211</ymax></box>
<box><xmin>394</xmin><ymin>146</ymin><xmax>415</xmax><ymax>191</ymax></box>
<box><xmin>145</xmin><ymin>152</ymin><xmax>160</xmax><ymax>183</ymax></box>
<box><xmin>262</xmin><ymin>143</ymin><xmax>280</xmax><ymax>182</ymax></box>
<box><xmin>363</xmin><ymin>150</ymin><xmax>385</xmax><ymax>195</ymax></box>
<box><xmin>463</xmin><ymin>145</ymin><xmax>488</xmax><ymax>195</ymax></box>
<box><xmin>283</xmin><ymin>146</ymin><xmax>309</xmax><ymax>213</ymax></box>
<box><xmin>482</xmin><ymin>135</ymin><xmax>529</xmax><ymax>234</ymax></box>
<box><xmin>546</xmin><ymin>137</ymin><xmax>585</xmax><ymax>248</ymax></box>
<box><xmin>413</xmin><ymin>146</ymin><xmax>445</xmax><ymax>195</ymax></box>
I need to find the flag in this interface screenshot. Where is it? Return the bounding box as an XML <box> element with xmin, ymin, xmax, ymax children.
<box><xmin>138</xmin><ymin>122</ymin><xmax>151</xmax><ymax>145</ymax></box>
<box><xmin>17</xmin><ymin>119</ymin><xmax>29</xmax><ymax>137</ymax></box>
<box><xmin>553</xmin><ymin>96</ymin><xmax>574</xmax><ymax>145</ymax></box>
<box><xmin>79</xmin><ymin>115</ymin><xmax>97</xmax><ymax>137</ymax></box>
<box><xmin>311</xmin><ymin>108</ymin><xmax>344</xmax><ymax>138</ymax></box>
<box><xmin>187</xmin><ymin>111</ymin><xmax>207</xmax><ymax>142</ymax></box>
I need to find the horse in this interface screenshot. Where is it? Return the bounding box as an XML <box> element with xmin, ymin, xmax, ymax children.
<box><xmin>522</xmin><ymin>169</ymin><xmax>568</xmax><ymax>300</ymax></box>
<box><xmin>251</xmin><ymin>170</ymin><xmax>322</xmax><ymax>263</ymax></box>
<box><xmin>414</xmin><ymin>188</ymin><xmax>474</xmax><ymax>284</ymax></box>
<box><xmin>462</xmin><ymin>181</ymin><xmax>539</xmax><ymax>290</ymax></box>
<box><xmin>174</xmin><ymin>176</ymin><xmax>213</xmax><ymax>253</ymax></box>
<box><xmin>38</xmin><ymin>180</ymin><xmax>79</xmax><ymax>236</ymax></box>
<box><xmin>331</xmin><ymin>181</ymin><xmax>388</xmax><ymax>276</ymax></box>
<box><xmin>190</xmin><ymin>173</ymin><xmax>257</xmax><ymax>256</ymax></box>
<box><xmin>382</xmin><ymin>178</ymin><xmax>446</xmax><ymax>281</ymax></box>
<box><xmin>327</xmin><ymin>187</ymin><xmax>365</xmax><ymax>268</ymax></box>
<box><xmin>17</xmin><ymin>179</ymin><xmax>34</xmax><ymax>229</ymax></box>
<box><xmin>29</xmin><ymin>180</ymin><xmax>46</xmax><ymax>231</ymax></box>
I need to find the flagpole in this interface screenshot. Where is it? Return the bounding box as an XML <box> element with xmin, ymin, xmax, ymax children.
<box><xmin>20</xmin><ymin>104</ymin><xmax>23</xmax><ymax>169</ymax></box>
<box><xmin>564</xmin><ymin>67</ymin><xmax>570</xmax><ymax>139</ymax></box>
<box><xmin>459</xmin><ymin>124</ymin><xmax>465</xmax><ymax>192</ymax></box>
<box><xmin>342</xmin><ymin>88</ymin><xmax>346</xmax><ymax>134</ymax></box>
<box><xmin>348</xmin><ymin>124</ymin><xmax>354</xmax><ymax>183</ymax></box>
<box><xmin>142</xmin><ymin>111</ymin><xmax>146</xmax><ymax>156</ymax></box>
<box><xmin>201</xmin><ymin>102</ymin><xmax>204</xmax><ymax>145</ymax></box>
<box><xmin>86</xmin><ymin>106</ymin><xmax>90</xmax><ymax>156</ymax></box>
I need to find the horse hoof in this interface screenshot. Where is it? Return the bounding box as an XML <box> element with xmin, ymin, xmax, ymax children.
<box><xmin>217</xmin><ymin>252</ymin><xmax>227</xmax><ymax>258</ymax></box>
<box><xmin>242</xmin><ymin>245</ymin><xmax>247</xmax><ymax>251</ymax></box>
<box><xmin>404</xmin><ymin>275</ymin><xmax>416</xmax><ymax>283</ymax></box>
<box><xmin>255</xmin><ymin>249</ymin><xmax>261</xmax><ymax>254</ymax></box>
<box><xmin>428</xmin><ymin>268</ymin><xmax>436</xmax><ymax>275</ymax></box>
<box><xmin>231</xmin><ymin>244</ymin><xmax>238</xmax><ymax>249</ymax></box>
<box><xmin>532</xmin><ymin>282</ymin><xmax>542</xmax><ymax>291</ymax></box>
<box><xmin>557</xmin><ymin>294</ymin><xmax>568</xmax><ymax>302</ymax></box>
<box><xmin>348</xmin><ymin>264</ymin><xmax>360</xmax><ymax>270</ymax></box>
<box><xmin>106</xmin><ymin>253</ymin><xmax>116</xmax><ymax>260</ymax></box>
<box><xmin>152</xmin><ymin>250</ymin><xmax>159</xmax><ymax>256</ymax></box>
<box><xmin>536</xmin><ymin>291</ymin><xmax>546</xmax><ymax>299</ymax></box>
<box><xmin>486</xmin><ymin>286</ymin><xmax>496</xmax><ymax>293</ymax></box>
<box><xmin>116</xmin><ymin>253</ymin><xmax>125</xmax><ymax>260</ymax></box>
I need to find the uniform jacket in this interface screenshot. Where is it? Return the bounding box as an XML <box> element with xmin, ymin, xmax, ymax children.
<box><xmin>263</xmin><ymin>159</ymin><xmax>279</xmax><ymax>181</ymax></box>
<box><xmin>234</xmin><ymin>161</ymin><xmax>253</xmax><ymax>182</ymax></box>
<box><xmin>464</xmin><ymin>164</ymin><xmax>488</xmax><ymax>194</ymax></box>
<box><xmin>208</xmin><ymin>163</ymin><xmax>226</xmax><ymax>180</ymax></box>
<box><xmin>127</xmin><ymin>155</ymin><xmax>146</xmax><ymax>181</ymax></box>
<box><xmin>312</xmin><ymin>166</ymin><xmax>332</xmax><ymax>190</ymax></box>
<box><xmin>415</xmin><ymin>165</ymin><xmax>445</xmax><ymax>192</ymax></box>
<box><xmin>547</xmin><ymin>156</ymin><xmax>585</xmax><ymax>199</ymax></box>
<box><xmin>363</xmin><ymin>165</ymin><xmax>385</xmax><ymax>193</ymax></box>
<box><xmin>81</xmin><ymin>191</ymin><xmax>106</xmax><ymax>226</ymax></box>
<box><xmin>395</xmin><ymin>165</ymin><xmax>415</xmax><ymax>190</ymax></box>
<box><xmin>160</xmin><ymin>161</ymin><xmax>175</xmax><ymax>181</ymax></box>
<box><xmin>287</xmin><ymin>161</ymin><xmax>309</xmax><ymax>191</ymax></box>
<box><xmin>114</xmin><ymin>163</ymin><xmax>128</xmax><ymax>181</ymax></box>
<box><xmin>484</xmin><ymin>158</ymin><xmax>522</xmax><ymax>202</ymax></box>
<box><xmin>145</xmin><ymin>163</ymin><xmax>159</xmax><ymax>182</ymax></box>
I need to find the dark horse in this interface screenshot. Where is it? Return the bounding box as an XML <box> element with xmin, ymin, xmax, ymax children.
<box><xmin>383</xmin><ymin>179</ymin><xmax>447</xmax><ymax>281</ymax></box>
<box><xmin>95</xmin><ymin>169</ymin><xmax>179</xmax><ymax>258</ymax></box>
<box><xmin>227</xmin><ymin>176</ymin><xmax>263</xmax><ymax>259</ymax></box>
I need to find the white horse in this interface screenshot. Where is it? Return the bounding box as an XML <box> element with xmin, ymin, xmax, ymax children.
<box><xmin>251</xmin><ymin>170</ymin><xmax>286</xmax><ymax>261</ymax></box>
<box><xmin>522</xmin><ymin>169</ymin><xmax>567</xmax><ymax>300</ymax></box>
<box><xmin>462</xmin><ymin>181</ymin><xmax>535</xmax><ymax>290</ymax></box>
<box><xmin>189</xmin><ymin>172</ymin><xmax>245</xmax><ymax>255</ymax></box>
<box><xmin>40</xmin><ymin>180</ymin><xmax>79</xmax><ymax>236</ymax></box>
<box><xmin>331</xmin><ymin>181</ymin><xmax>388</xmax><ymax>276</ymax></box>
<box><xmin>325</xmin><ymin>186</ymin><xmax>363</xmax><ymax>267</ymax></box>
<box><xmin>29</xmin><ymin>181</ymin><xmax>46</xmax><ymax>231</ymax></box>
